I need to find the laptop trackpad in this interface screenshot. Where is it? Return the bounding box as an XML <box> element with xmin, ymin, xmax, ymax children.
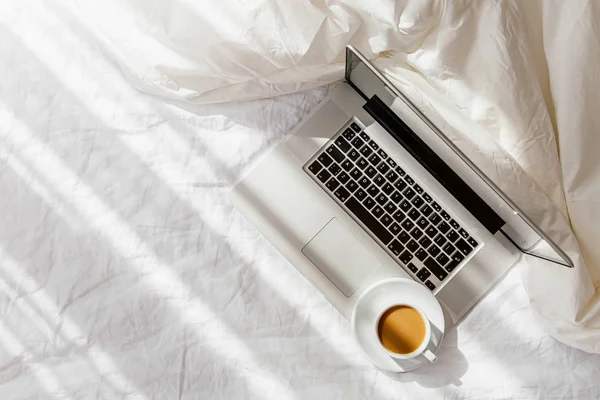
<box><xmin>302</xmin><ymin>218</ymin><xmax>381</xmax><ymax>297</ymax></box>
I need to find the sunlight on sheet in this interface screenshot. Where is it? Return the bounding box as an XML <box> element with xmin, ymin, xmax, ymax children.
<box><xmin>0</xmin><ymin>249</ymin><xmax>145</xmax><ymax>399</ymax></box>
<box><xmin>0</xmin><ymin>104</ymin><xmax>296</xmax><ymax>400</ymax></box>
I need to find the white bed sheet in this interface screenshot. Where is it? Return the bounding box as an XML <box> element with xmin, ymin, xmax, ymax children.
<box><xmin>1</xmin><ymin>1</ymin><xmax>600</xmax><ymax>400</ymax></box>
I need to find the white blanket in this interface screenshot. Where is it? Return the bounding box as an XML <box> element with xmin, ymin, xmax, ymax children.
<box><xmin>71</xmin><ymin>0</ymin><xmax>600</xmax><ymax>354</ymax></box>
<box><xmin>1</xmin><ymin>1</ymin><xmax>600</xmax><ymax>399</ymax></box>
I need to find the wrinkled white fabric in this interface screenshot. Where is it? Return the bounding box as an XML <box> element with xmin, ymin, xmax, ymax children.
<box><xmin>71</xmin><ymin>0</ymin><xmax>600</xmax><ymax>353</ymax></box>
<box><xmin>1</xmin><ymin>1</ymin><xmax>600</xmax><ymax>398</ymax></box>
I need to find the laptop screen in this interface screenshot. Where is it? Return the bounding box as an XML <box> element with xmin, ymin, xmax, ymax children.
<box><xmin>344</xmin><ymin>46</ymin><xmax>573</xmax><ymax>268</ymax></box>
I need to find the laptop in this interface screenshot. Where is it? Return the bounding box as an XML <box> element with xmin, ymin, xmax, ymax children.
<box><xmin>230</xmin><ymin>45</ymin><xmax>573</xmax><ymax>324</ymax></box>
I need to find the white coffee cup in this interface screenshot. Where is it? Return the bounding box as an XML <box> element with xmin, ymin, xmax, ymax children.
<box><xmin>374</xmin><ymin>303</ymin><xmax>437</xmax><ymax>363</ymax></box>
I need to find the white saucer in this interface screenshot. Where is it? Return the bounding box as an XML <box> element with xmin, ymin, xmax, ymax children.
<box><xmin>351</xmin><ymin>278</ymin><xmax>445</xmax><ymax>373</ymax></box>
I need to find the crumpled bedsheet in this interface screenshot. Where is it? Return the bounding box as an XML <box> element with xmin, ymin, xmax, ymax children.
<box><xmin>71</xmin><ymin>0</ymin><xmax>600</xmax><ymax>354</ymax></box>
<box><xmin>0</xmin><ymin>1</ymin><xmax>600</xmax><ymax>399</ymax></box>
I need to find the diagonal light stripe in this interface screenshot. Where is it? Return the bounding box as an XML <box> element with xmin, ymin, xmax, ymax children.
<box><xmin>0</xmin><ymin>104</ymin><xmax>296</xmax><ymax>400</ymax></box>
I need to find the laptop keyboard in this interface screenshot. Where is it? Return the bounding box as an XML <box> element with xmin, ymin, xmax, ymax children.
<box><xmin>305</xmin><ymin>121</ymin><xmax>479</xmax><ymax>292</ymax></box>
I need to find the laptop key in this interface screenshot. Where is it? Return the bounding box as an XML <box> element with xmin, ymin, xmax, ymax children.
<box><xmin>328</xmin><ymin>163</ymin><xmax>341</xmax><ymax>176</ymax></box>
<box><xmin>446</xmin><ymin>230</ymin><xmax>459</xmax><ymax>243</ymax></box>
<box><xmin>387</xmin><ymin>158</ymin><xmax>397</xmax><ymax>168</ymax></box>
<box><xmin>395</xmin><ymin>166</ymin><xmax>406</xmax><ymax>176</ymax></box>
<box><xmin>368</xmin><ymin>140</ymin><xmax>379</xmax><ymax>150</ymax></box>
<box><xmin>391</xmin><ymin>191</ymin><xmax>403</xmax><ymax>204</ymax></box>
<box><xmin>389</xmin><ymin>222</ymin><xmax>402</xmax><ymax>235</ymax></box>
<box><xmin>355</xmin><ymin>188</ymin><xmax>367</xmax><ymax>201</ymax></box>
<box><xmin>394</xmin><ymin>179</ymin><xmax>407</xmax><ymax>192</ymax></box>
<box><xmin>334</xmin><ymin>187</ymin><xmax>350</xmax><ymax>202</ymax></box>
<box><xmin>434</xmin><ymin>234</ymin><xmax>447</xmax><ymax>247</ymax></box>
<box><xmin>425</xmin><ymin>225</ymin><xmax>437</xmax><ymax>238</ymax></box>
<box><xmin>346</xmin><ymin>180</ymin><xmax>358</xmax><ymax>193</ymax></box>
<box><xmin>399</xmin><ymin>250</ymin><xmax>413</xmax><ymax>265</ymax></box>
<box><xmin>416</xmin><ymin>216</ymin><xmax>429</xmax><ymax>230</ymax></box>
<box><xmin>459</xmin><ymin>228</ymin><xmax>469</xmax><ymax>239</ymax></box>
<box><xmin>377</xmin><ymin>163</ymin><xmax>390</xmax><ymax>174</ymax></box>
<box><xmin>308</xmin><ymin>161</ymin><xmax>322</xmax><ymax>174</ymax></box>
<box><xmin>422</xmin><ymin>193</ymin><xmax>432</xmax><ymax>203</ymax></box>
<box><xmin>318</xmin><ymin>153</ymin><xmax>333</xmax><ymax>167</ymax></box>
<box><xmin>351</xmin><ymin>122</ymin><xmax>361</xmax><ymax>132</ymax></box>
<box><xmin>341</xmin><ymin>159</ymin><xmax>353</xmax><ymax>171</ymax></box>
<box><xmin>421</xmin><ymin>205</ymin><xmax>433</xmax><ymax>217</ymax></box>
<box><xmin>372</xmin><ymin>205</ymin><xmax>384</xmax><ymax>218</ymax></box>
<box><xmin>401</xmin><ymin>219</ymin><xmax>415</xmax><ymax>231</ymax></box>
<box><xmin>425</xmin><ymin>281</ymin><xmax>436</xmax><ymax>290</ymax></box>
<box><xmin>345</xmin><ymin>197</ymin><xmax>393</xmax><ymax>245</ymax></box>
<box><xmin>410</xmin><ymin>227</ymin><xmax>423</xmax><ymax>240</ymax></box>
<box><xmin>413</xmin><ymin>184</ymin><xmax>424</xmax><ymax>194</ymax></box>
<box><xmin>374</xmin><ymin>174</ymin><xmax>385</xmax><ymax>187</ymax></box>
<box><xmin>428</xmin><ymin>245</ymin><xmax>441</xmax><ymax>257</ymax></box>
<box><xmin>365</xmin><ymin>166</ymin><xmax>377</xmax><ymax>178</ymax></box>
<box><xmin>431</xmin><ymin>201</ymin><xmax>442</xmax><ymax>212</ymax></box>
<box><xmin>419</xmin><ymin>236</ymin><xmax>432</xmax><ymax>249</ymax></box>
<box><xmin>416</xmin><ymin>267</ymin><xmax>431</xmax><ymax>282</ymax></box>
<box><xmin>380</xmin><ymin>214</ymin><xmax>393</xmax><ymax>227</ymax></box>
<box><xmin>384</xmin><ymin>202</ymin><xmax>397</xmax><ymax>214</ymax></box>
<box><xmin>316</xmin><ymin>169</ymin><xmax>331</xmax><ymax>183</ymax></box>
<box><xmin>387</xmin><ymin>240</ymin><xmax>405</xmax><ymax>256</ymax></box>
<box><xmin>405</xmin><ymin>175</ymin><xmax>415</xmax><ymax>185</ymax></box>
<box><xmin>348</xmin><ymin>149</ymin><xmax>360</xmax><ymax>161</ymax></box>
<box><xmin>408</xmin><ymin>208</ymin><xmax>420</xmax><ymax>221</ymax></box>
<box><xmin>440</xmin><ymin>210</ymin><xmax>451</xmax><ymax>221</ymax></box>
<box><xmin>436</xmin><ymin>253</ymin><xmax>450</xmax><ymax>266</ymax></box>
<box><xmin>445</xmin><ymin>252</ymin><xmax>465</xmax><ymax>272</ymax></box>
<box><xmin>398</xmin><ymin>231</ymin><xmax>410</xmax><ymax>244</ymax></box>
<box><xmin>367</xmin><ymin>184</ymin><xmax>379</xmax><ymax>197</ymax></box>
<box><xmin>407</xmin><ymin>239</ymin><xmax>419</xmax><ymax>252</ymax></box>
<box><xmin>377</xmin><ymin>149</ymin><xmax>388</xmax><ymax>159</ymax></box>
<box><xmin>407</xmin><ymin>262</ymin><xmax>418</xmax><ymax>273</ymax></box>
<box><xmin>424</xmin><ymin>257</ymin><xmax>448</xmax><ymax>280</ymax></box>
<box><xmin>350</xmin><ymin>168</ymin><xmax>362</xmax><ymax>180</ymax></box>
<box><xmin>411</xmin><ymin>196</ymin><xmax>424</xmax><ymax>208</ymax></box>
<box><xmin>351</xmin><ymin>137</ymin><xmax>365</xmax><ymax>149</ymax></box>
<box><xmin>443</xmin><ymin>242</ymin><xmax>456</xmax><ymax>256</ymax></box>
<box><xmin>399</xmin><ymin>199</ymin><xmax>411</xmax><ymax>212</ymax></box>
<box><xmin>415</xmin><ymin>248</ymin><xmax>428</xmax><ymax>261</ymax></box>
<box><xmin>449</xmin><ymin>219</ymin><xmax>460</xmax><ymax>230</ymax></box>
<box><xmin>358</xmin><ymin>177</ymin><xmax>370</xmax><ymax>188</ymax></box>
<box><xmin>337</xmin><ymin>171</ymin><xmax>350</xmax><ymax>184</ymax></box>
<box><xmin>363</xmin><ymin>197</ymin><xmax>375</xmax><ymax>209</ymax></box>
<box><xmin>357</xmin><ymin>157</ymin><xmax>369</xmax><ymax>170</ymax></box>
<box><xmin>376</xmin><ymin>194</ymin><xmax>388</xmax><ymax>206</ymax></box>
<box><xmin>455</xmin><ymin>238</ymin><xmax>473</xmax><ymax>256</ymax></box>
<box><xmin>392</xmin><ymin>210</ymin><xmax>405</xmax><ymax>223</ymax></box>
<box><xmin>429</xmin><ymin>213</ymin><xmax>442</xmax><ymax>225</ymax></box>
<box><xmin>326</xmin><ymin>145</ymin><xmax>345</xmax><ymax>163</ymax></box>
<box><xmin>359</xmin><ymin>131</ymin><xmax>370</xmax><ymax>141</ymax></box>
<box><xmin>368</xmin><ymin>154</ymin><xmax>382</xmax><ymax>166</ymax></box>
<box><xmin>467</xmin><ymin>237</ymin><xmax>478</xmax><ymax>247</ymax></box>
<box><xmin>438</xmin><ymin>221</ymin><xmax>450</xmax><ymax>234</ymax></box>
<box><xmin>385</xmin><ymin>170</ymin><xmax>398</xmax><ymax>183</ymax></box>
<box><xmin>326</xmin><ymin>178</ymin><xmax>340</xmax><ymax>191</ymax></box>
<box><xmin>403</xmin><ymin>187</ymin><xmax>416</xmax><ymax>200</ymax></box>
<box><xmin>382</xmin><ymin>183</ymin><xmax>394</xmax><ymax>195</ymax></box>
<box><xmin>335</xmin><ymin>136</ymin><xmax>351</xmax><ymax>152</ymax></box>
<box><xmin>360</xmin><ymin>146</ymin><xmax>373</xmax><ymax>157</ymax></box>
<box><xmin>343</xmin><ymin>127</ymin><xmax>356</xmax><ymax>140</ymax></box>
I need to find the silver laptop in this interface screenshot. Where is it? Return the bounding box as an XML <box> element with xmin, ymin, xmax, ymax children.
<box><xmin>230</xmin><ymin>45</ymin><xmax>572</xmax><ymax>324</ymax></box>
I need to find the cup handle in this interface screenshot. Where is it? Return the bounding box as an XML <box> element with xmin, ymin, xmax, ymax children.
<box><xmin>423</xmin><ymin>349</ymin><xmax>437</xmax><ymax>363</ymax></box>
